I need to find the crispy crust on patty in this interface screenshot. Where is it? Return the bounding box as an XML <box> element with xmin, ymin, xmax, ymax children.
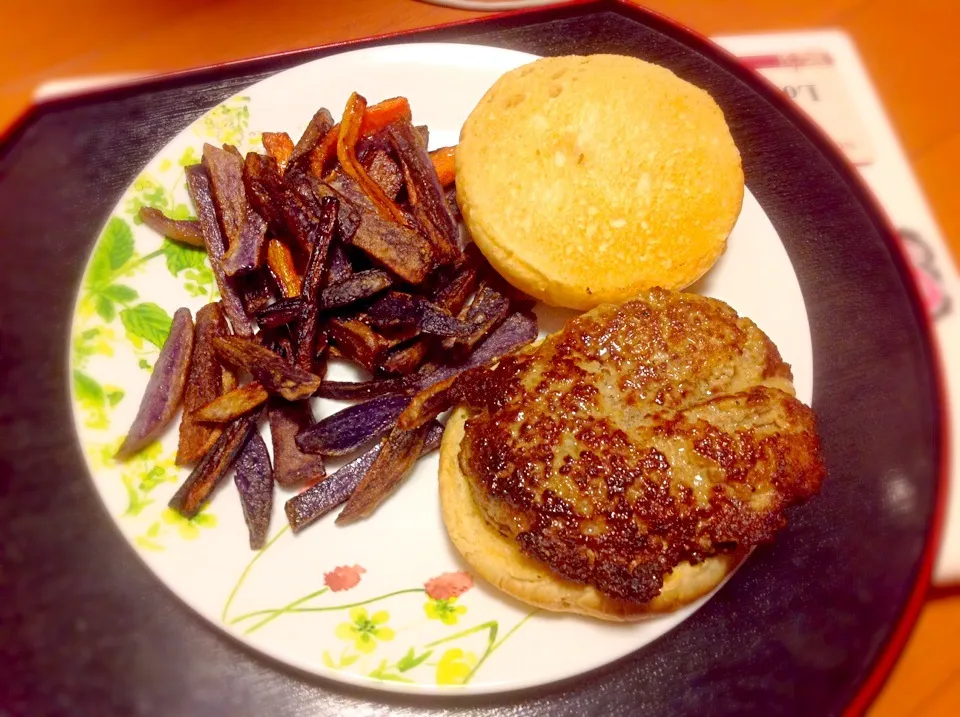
<box><xmin>440</xmin><ymin>407</ymin><xmax>749</xmax><ymax>621</ymax></box>
<box><xmin>455</xmin><ymin>289</ymin><xmax>826</xmax><ymax>605</ymax></box>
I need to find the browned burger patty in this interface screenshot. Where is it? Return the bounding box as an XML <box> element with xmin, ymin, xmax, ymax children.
<box><xmin>457</xmin><ymin>288</ymin><xmax>826</xmax><ymax>605</ymax></box>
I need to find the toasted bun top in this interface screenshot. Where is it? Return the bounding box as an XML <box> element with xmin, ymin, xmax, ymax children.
<box><xmin>456</xmin><ymin>54</ymin><xmax>744</xmax><ymax>310</ymax></box>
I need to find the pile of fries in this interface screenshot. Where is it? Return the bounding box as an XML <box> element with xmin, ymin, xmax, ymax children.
<box><xmin>118</xmin><ymin>93</ymin><xmax>538</xmax><ymax>549</ymax></box>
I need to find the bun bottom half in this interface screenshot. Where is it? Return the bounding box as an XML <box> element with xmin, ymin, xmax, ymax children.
<box><xmin>438</xmin><ymin>406</ymin><xmax>746</xmax><ymax>622</ymax></box>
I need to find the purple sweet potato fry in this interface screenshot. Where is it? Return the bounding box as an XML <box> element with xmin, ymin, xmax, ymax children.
<box><xmin>453</xmin><ymin>310</ymin><xmax>538</xmax><ymax>369</ymax></box>
<box><xmin>185</xmin><ymin>164</ymin><xmax>255</xmax><ymax>337</ymax></box>
<box><xmin>177</xmin><ymin>303</ymin><xmax>232</xmax><ymax>465</ymax></box>
<box><xmin>327</xmin><ymin>242</ymin><xmax>354</xmax><ymax>283</ymax></box>
<box><xmin>365</xmin><ymin>292</ymin><xmax>469</xmax><ymax>338</ymax></box>
<box><xmin>138</xmin><ymin>207</ymin><xmax>204</xmax><ymax>247</ymax></box>
<box><xmin>363</xmin><ymin>150</ymin><xmax>404</xmax><ymax>201</ymax></box>
<box><xmin>335</xmin><ymin>422</ymin><xmax>430</xmax><ymax>524</ymax></box>
<box><xmin>168</xmin><ymin>412</ymin><xmax>258</xmax><ymax>518</ymax></box>
<box><xmin>239</xmin><ymin>269</ymin><xmax>277</xmax><ymax>315</ymax></box>
<box><xmin>242</xmin><ymin>152</ymin><xmax>286</xmax><ymax>233</ymax></box>
<box><xmin>314</xmin><ymin>311</ymin><xmax>537</xmax><ymax>401</ymax></box>
<box><xmin>387</xmin><ymin>120</ymin><xmax>460</xmax><ymax>265</ymax></box>
<box><xmin>115</xmin><ymin>307</ymin><xmax>194</xmax><ymax>460</ymax></box>
<box><xmin>233</xmin><ymin>430</ymin><xmax>274</xmax><ymax>549</ymax></box>
<box><xmin>294</xmin><ymin>195</ymin><xmax>338</xmax><ymax>371</ymax></box>
<box><xmin>378</xmin><ymin>339</ymin><xmax>429</xmax><ymax>375</ymax></box>
<box><xmin>442</xmin><ymin>283</ymin><xmax>510</xmax><ymax>351</ymax></box>
<box><xmin>284</xmin><ymin>419</ymin><xmax>442</xmax><ymax>533</ymax></box>
<box><xmin>298</xmin><ymin>175</ymin><xmax>362</xmax><ymax>244</ymax></box>
<box><xmin>396</xmin><ymin>369</ymin><xmax>478</xmax><ymax>431</ymax></box>
<box><xmin>328</xmin><ymin>174</ymin><xmax>433</xmax><ymax>285</ymax></box>
<box><xmin>318</xmin><ymin>270</ymin><xmax>392</xmax><ymax>309</ymax></box>
<box><xmin>202</xmin><ymin>143</ymin><xmax>247</xmax><ymax>251</ymax></box>
<box><xmin>327</xmin><ymin>318</ymin><xmax>390</xmax><ymax>373</ymax></box>
<box><xmin>288</xmin><ymin>108</ymin><xmax>334</xmax><ymax>174</ymax></box>
<box><xmin>269</xmin><ymin>399</ymin><xmax>326</xmax><ymax>486</ymax></box>
<box><xmin>255</xmin><ymin>297</ymin><xmax>304</xmax><ymax>329</ymax></box>
<box><xmin>314</xmin><ymin>375</ymin><xmax>415</xmax><ymax>401</ymax></box>
<box><xmin>295</xmin><ymin>394</ymin><xmax>409</xmax><ymax>456</ymax></box>
<box><xmin>222</xmin><ymin>206</ymin><xmax>269</xmax><ymax>277</ymax></box>
<box><xmin>213</xmin><ymin>336</ymin><xmax>321</xmax><ymax>401</ymax></box>
<box><xmin>430</xmin><ymin>260</ymin><xmax>479</xmax><ymax>315</ymax></box>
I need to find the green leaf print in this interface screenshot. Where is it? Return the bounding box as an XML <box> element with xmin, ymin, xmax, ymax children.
<box><xmin>134</xmin><ymin>535</ymin><xmax>164</xmax><ymax>552</ymax></box>
<box><xmin>72</xmin><ymin>326</ymin><xmax>116</xmax><ymax>371</ymax></box>
<box><xmin>120</xmin><ymin>302</ymin><xmax>173</xmax><ymax>349</ymax></box>
<box><xmin>369</xmin><ymin>660</ymin><xmax>415</xmax><ymax>684</ymax></box>
<box><xmin>124</xmin><ymin>173</ymin><xmax>193</xmax><ymax>224</ymax></box>
<box><xmin>185</xmin><ymin>266</ymin><xmax>217</xmax><ymax>298</ymax></box>
<box><xmin>105</xmin><ymin>387</ymin><xmax>125</xmax><ymax>407</ymax></box>
<box><xmin>141</xmin><ymin>466</ymin><xmax>169</xmax><ymax>493</ymax></box>
<box><xmin>161</xmin><ymin>507</ymin><xmax>217</xmax><ymax>540</ymax></box>
<box><xmin>87</xmin><ymin>217</ymin><xmax>134</xmax><ymax>287</ymax></box>
<box><xmin>73</xmin><ymin>371</ymin><xmax>104</xmax><ymax>405</ymax></box>
<box><xmin>397</xmin><ymin>648</ymin><xmax>433</xmax><ymax>673</ymax></box>
<box><xmin>94</xmin><ymin>294</ymin><xmax>116</xmax><ymax>322</ymax></box>
<box><xmin>323</xmin><ymin>649</ymin><xmax>360</xmax><ymax>669</ymax></box>
<box><xmin>178</xmin><ymin>146</ymin><xmax>199</xmax><ymax>168</ymax></box>
<box><xmin>193</xmin><ymin>512</ymin><xmax>218</xmax><ymax>528</ymax></box>
<box><xmin>160</xmin><ymin>239</ymin><xmax>216</xmax><ymax>297</ymax></box>
<box><xmin>163</xmin><ymin>238</ymin><xmax>207</xmax><ymax>275</ymax></box>
<box><xmin>74</xmin><ymin>370</ymin><xmax>109</xmax><ymax>429</ymax></box>
<box><xmin>122</xmin><ymin>473</ymin><xmax>154</xmax><ymax>516</ymax></box>
<box><xmin>106</xmin><ymin>443</ymin><xmax>219</xmax><ymax>549</ymax></box>
<box><xmin>102</xmin><ymin>284</ymin><xmax>138</xmax><ymax>303</ymax></box>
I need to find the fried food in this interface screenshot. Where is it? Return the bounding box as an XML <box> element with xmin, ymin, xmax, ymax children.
<box><xmin>177</xmin><ymin>302</ymin><xmax>233</xmax><ymax>465</ymax></box>
<box><xmin>439</xmin><ymin>289</ymin><xmax>825</xmax><ymax>619</ymax></box>
<box><xmin>115</xmin><ymin>308</ymin><xmax>194</xmax><ymax>460</ymax></box>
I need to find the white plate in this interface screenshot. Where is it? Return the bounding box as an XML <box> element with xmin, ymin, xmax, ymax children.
<box><xmin>68</xmin><ymin>42</ymin><xmax>813</xmax><ymax>695</ymax></box>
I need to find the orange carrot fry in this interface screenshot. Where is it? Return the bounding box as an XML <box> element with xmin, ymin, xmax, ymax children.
<box><xmin>309</xmin><ymin>96</ymin><xmax>412</xmax><ymax>178</ymax></box>
<box><xmin>337</xmin><ymin>93</ymin><xmax>413</xmax><ymax>228</ymax></box>
<box><xmin>430</xmin><ymin>146</ymin><xmax>457</xmax><ymax>188</ymax></box>
<box><xmin>266</xmin><ymin>239</ymin><xmax>302</xmax><ymax>298</ymax></box>
<box><xmin>262</xmin><ymin>132</ymin><xmax>294</xmax><ymax>173</ymax></box>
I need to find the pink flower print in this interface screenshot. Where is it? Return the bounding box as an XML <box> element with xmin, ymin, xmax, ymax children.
<box><xmin>424</xmin><ymin>571</ymin><xmax>474</xmax><ymax>600</ymax></box>
<box><xmin>324</xmin><ymin>565</ymin><xmax>366</xmax><ymax>592</ymax></box>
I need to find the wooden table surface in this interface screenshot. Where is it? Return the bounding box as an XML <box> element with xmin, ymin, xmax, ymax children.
<box><xmin>3</xmin><ymin>1</ymin><xmax>958</xmax><ymax>714</ymax></box>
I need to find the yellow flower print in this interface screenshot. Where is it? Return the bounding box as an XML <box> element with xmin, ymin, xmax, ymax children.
<box><xmin>435</xmin><ymin>648</ymin><xmax>477</xmax><ymax>686</ymax></box>
<box><xmin>335</xmin><ymin>608</ymin><xmax>395</xmax><ymax>654</ymax></box>
<box><xmin>424</xmin><ymin>597</ymin><xmax>467</xmax><ymax>626</ymax></box>
<box><xmin>193</xmin><ymin>97</ymin><xmax>251</xmax><ymax>147</ymax></box>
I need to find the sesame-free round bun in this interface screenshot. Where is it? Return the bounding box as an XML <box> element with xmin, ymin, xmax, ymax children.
<box><xmin>438</xmin><ymin>407</ymin><xmax>746</xmax><ymax>621</ymax></box>
<box><xmin>456</xmin><ymin>54</ymin><xmax>744</xmax><ymax>310</ymax></box>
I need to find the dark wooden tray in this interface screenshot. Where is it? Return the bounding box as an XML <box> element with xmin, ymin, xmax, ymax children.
<box><xmin>0</xmin><ymin>2</ymin><xmax>945</xmax><ymax>715</ymax></box>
